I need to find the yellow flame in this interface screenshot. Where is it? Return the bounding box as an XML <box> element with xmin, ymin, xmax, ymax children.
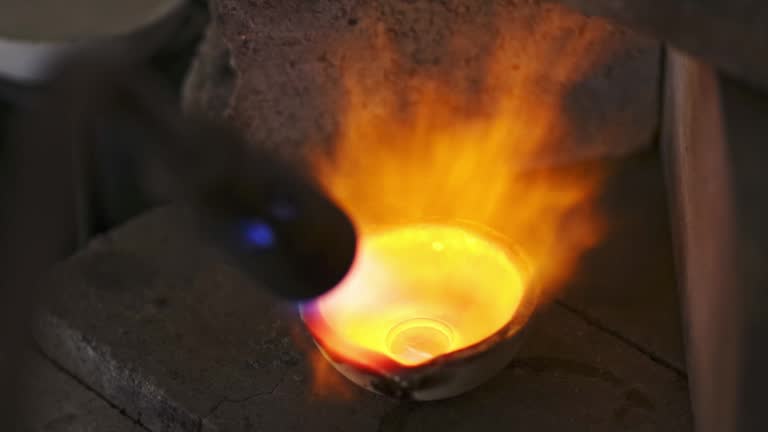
<box><xmin>304</xmin><ymin>7</ymin><xmax>607</xmax><ymax>371</ymax></box>
<box><xmin>312</xmin><ymin>225</ymin><xmax>525</xmax><ymax>367</ymax></box>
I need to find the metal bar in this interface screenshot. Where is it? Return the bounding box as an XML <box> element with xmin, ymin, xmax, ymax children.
<box><xmin>662</xmin><ymin>49</ymin><xmax>768</xmax><ymax>432</ymax></box>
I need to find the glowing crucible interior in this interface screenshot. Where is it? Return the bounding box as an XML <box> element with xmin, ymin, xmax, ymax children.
<box><xmin>308</xmin><ymin>224</ymin><xmax>525</xmax><ymax>367</ymax></box>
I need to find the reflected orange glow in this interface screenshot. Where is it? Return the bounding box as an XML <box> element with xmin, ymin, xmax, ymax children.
<box><xmin>288</xmin><ymin>324</ymin><xmax>357</xmax><ymax>400</ymax></box>
<box><xmin>303</xmin><ymin>8</ymin><xmax>607</xmax><ymax>373</ymax></box>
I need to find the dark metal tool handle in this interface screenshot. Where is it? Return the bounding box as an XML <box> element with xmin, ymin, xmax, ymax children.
<box><xmin>10</xmin><ymin>54</ymin><xmax>356</xmax><ymax>299</ymax></box>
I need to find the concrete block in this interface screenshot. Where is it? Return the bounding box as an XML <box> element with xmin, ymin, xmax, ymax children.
<box><xmin>36</xmin><ymin>205</ymin><xmax>690</xmax><ymax>431</ymax></box>
<box><xmin>186</xmin><ymin>0</ymin><xmax>661</xmax><ymax>166</ymax></box>
<box><xmin>21</xmin><ymin>351</ymin><xmax>138</xmax><ymax>432</ymax></box>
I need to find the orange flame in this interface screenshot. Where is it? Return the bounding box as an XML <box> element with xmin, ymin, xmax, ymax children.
<box><xmin>303</xmin><ymin>7</ymin><xmax>607</xmax><ymax>376</ymax></box>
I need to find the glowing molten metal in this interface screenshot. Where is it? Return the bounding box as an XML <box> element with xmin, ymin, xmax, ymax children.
<box><xmin>304</xmin><ymin>224</ymin><xmax>525</xmax><ymax>367</ymax></box>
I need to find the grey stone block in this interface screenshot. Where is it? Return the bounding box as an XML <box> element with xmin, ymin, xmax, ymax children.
<box><xmin>186</xmin><ymin>0</ymin><xmax>661</xmax><ymax>166</ymax></box>
<box><xmin>20</xmin><ymin>351</ymin><xmax>139</xmax><ymax>432</ymax></box>
<box><xmin>36</xmin><ymin>204</ymin><xmax>690</xmax><ymax>431</ymax></box>
<box><xmin>182</xmin><ymin>18</ymin><xmax>236</xmax><ymax>120</ymax></box>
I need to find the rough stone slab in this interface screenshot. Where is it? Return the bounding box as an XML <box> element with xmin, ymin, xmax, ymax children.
<box><xmin>208</xmin><ymin>305</ymin><xmax>692</xmax><ymax>432</ymax></box>
<box><xmin>191</xmin><ymin>0</ymin><xmax>661</xmax><ymax>165</ymax></box>
<box><xmin>546</xmin><ymin>0</ymin><xmax>768</xmax><ymax>93</ymax></box>
<box><xmin>559</xmin><ymin>152</ymin><xmax>685</xmax><ymax>371</ymax></box>
<box><xmin>182</xmin><ymin>18</ymin><xmax>235</xmax><ymax>120</ymax></box>
<box><xmin>36</xmin><ymin>207</ymin><xmax>393</xmax><ymax>432</ymax></box>
<box><xmin>20</xmin><ymin>351</ymin><xmax>139</xmax><ymax>432</ymax></box>
<box><xmin>36</xmin><ymin>203</ymin><xmax>691</xmax><ymax>432</ymax></box>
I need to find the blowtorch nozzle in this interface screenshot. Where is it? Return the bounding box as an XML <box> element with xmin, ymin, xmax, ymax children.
<box><xmin>196</xmin><ymin>168</ymin><xmax>358</xmax><ymax>301</ymax></box>
<box><xmin>167</xmin><ymin>123</ymin><xmax>358</xmax><ymax>301</ymax></box>
<box><xmin>8</xmin><ymin>54</ymin><xmax>358</xmax><ymax>302</ymax></box>
<box><xmin>158</xmin><ymin>134</ymin><xmax>359</xmax><ymax>300</ymax></box>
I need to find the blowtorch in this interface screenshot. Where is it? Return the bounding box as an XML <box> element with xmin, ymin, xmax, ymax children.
<box><xmin>4</xmin><ymin>54</ymin><xmax>358</xmax><ymax>301</ymax></box>
<box><xmin>0</xmin><ymin>48</ymin><xmax>357</xmax><ymax>430</ymax></box>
